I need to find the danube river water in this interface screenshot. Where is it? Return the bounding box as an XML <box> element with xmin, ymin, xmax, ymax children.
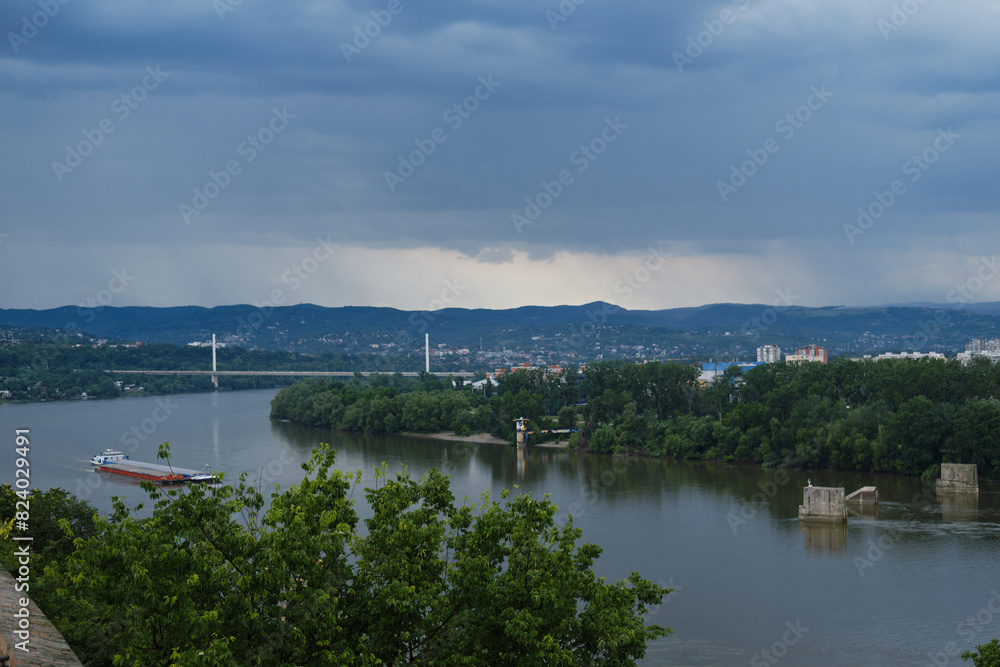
<box><xmin>1</xmin><ymin>389</ymin><xmax>999</xmax><ymax>666</ymax></box>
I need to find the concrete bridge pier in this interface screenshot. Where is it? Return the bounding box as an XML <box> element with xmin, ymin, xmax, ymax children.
<box><xmin>798</xmin><ymin>486</ymin><xmax>847</xmax><ymax>523</ymax></box>
<box><xmin>937</xmin><ymin>463</ymin><xmax>978</xmax><ymax>494</ymax></box>
<box><xmin>845</xmin><ymin>486</ymin><xmax>878</xmax><ymax>505</ymax></box>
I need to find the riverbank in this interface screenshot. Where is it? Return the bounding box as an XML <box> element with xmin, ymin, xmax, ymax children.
<box><xmin>5</xmin><ymin>387</ymin><xmax>997</xmax><ymax>666</ymax></box>
<box><xmin>0</xmin><ymin>385</ymin><xmax>288</xmax><ymax>405</ymax></box>
<box><xmin>402</xmin><ymin>431</ymin><xmax>509</xmax><ymax>446</ymax></box>
<box><xmin>402</xmin><ymin>431</ymin><xmax>570</xmax><ymax>449</ymax></box>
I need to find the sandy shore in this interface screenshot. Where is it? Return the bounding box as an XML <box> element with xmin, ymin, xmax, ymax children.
<box><xmin>403</xmin><ymin>431</ymin><xmax>570</xmax><ymax>449</ymax></box>
<box><xmin>403</xmin><ymin>431</ymin><xmax>509</xmax><ymax>445</ymax></box>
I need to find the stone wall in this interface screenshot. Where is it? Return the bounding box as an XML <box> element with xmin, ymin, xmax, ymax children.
<box><xmin>0</xmin><ymin>570</ymin><xmax>82</xmax><ymax>666</ymax></box>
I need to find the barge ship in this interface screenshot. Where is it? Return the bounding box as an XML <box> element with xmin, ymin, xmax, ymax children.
<box><xmin>96</xmin><ymin>459</ymin><xmax>219</xmax><ymax>485</ymax></box>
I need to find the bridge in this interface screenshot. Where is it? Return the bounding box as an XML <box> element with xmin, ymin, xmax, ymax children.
<box><xmin>105</xmin><ymin>333</ymin><xmax>477</xmax><ymax>387</ymax></box>
<box><xmin>107</xmin><ymin>370</ymin><xmax>476</xmax><ymax>379</ymax></box>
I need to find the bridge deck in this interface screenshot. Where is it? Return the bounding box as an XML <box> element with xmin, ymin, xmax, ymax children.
<box><xmin>106</xmin><ymin>370</ymin><xmax>476</xmax><ymax>377</ymax></box>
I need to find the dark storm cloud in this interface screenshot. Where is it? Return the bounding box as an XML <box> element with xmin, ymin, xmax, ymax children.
<box><xmin>1</xmin><ymin>0</ymin><xmax>998</xmax><ymax>308</ymax></box>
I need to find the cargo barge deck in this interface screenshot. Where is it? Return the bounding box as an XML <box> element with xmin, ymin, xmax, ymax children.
<box><xmin>97</xmin><ymin>460</ymin><xmax>217</xmax><ymax>484</ymax></box>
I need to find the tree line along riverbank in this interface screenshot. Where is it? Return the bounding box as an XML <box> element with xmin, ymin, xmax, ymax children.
<box><xmin>270</xmin><ymin>358</ymin><xmax>1000</xmax><ymax>479</ymax></box>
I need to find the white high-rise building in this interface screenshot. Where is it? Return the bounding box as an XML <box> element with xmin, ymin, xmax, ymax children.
<box><xmin>876</xmin><ymin>352</ymin><xmax>945</xmax><ymax>360</ymax></box>
<box><xmin>967</xmin><ymin>338</ymin><xmax>1000</xmax><ymax>354</ymax></box>
<box><xmin>757</xmin><ymin>345</ymin><xmax>782</xmax><ymax>363</ymax></box>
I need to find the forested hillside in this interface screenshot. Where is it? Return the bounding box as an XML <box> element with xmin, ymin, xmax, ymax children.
<box><xmin>4</xmin><ymin>301</ymin><xmax>1000</xmax><ymax>357</ymax></box>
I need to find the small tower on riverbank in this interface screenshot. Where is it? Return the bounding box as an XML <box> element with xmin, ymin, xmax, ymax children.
<box><xmin>514</xmin><ymin>417</ymin><xmax>529</xmax><ymax>447</ymax></box>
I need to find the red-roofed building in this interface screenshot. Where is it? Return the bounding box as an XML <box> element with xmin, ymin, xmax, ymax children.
<box><xmin>786</xmin><ymin>345</ymin><xmax>827</xmax><ymax>364</ymax></box>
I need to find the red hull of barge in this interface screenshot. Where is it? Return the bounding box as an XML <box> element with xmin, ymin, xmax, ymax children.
<box><xmin>97</xmin><ymin>464</ymin><xmax>186</xmax><ymax>484</ymax></box>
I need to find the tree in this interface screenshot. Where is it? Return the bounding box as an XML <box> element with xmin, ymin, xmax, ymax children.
<box><xmin>964</xmin><ymin>638</ymin><xmax>1000</xmax><ymax>666</ymax></box>
<box><xmin>640</xmin><ymin>362</ymin><xmax>699</xmax><ymax>419</ymax></box>
<box><xmin>0</xmin><ymin>485</ymin><xmax>99</xmax><ymax>564</ymax></box>
<box><xmin>558</xmin><ymin>405</ymin><xmax>579</xmax><ymax>430</ymax></box>
<box><xmin>878</xmin><ymin>396</ymin><xmax>952</xmax><ymax>475</ymax></box>
<box><xmin>40</xmin><ymin>445</ymin><xmax>670</xmax><ymax>665</ymax></box>
<box><xmin>496</xmin><ymin>368</ymin><xmax>545</xmax><ymax>398</ymax></box>
<box><xmin>501</xmin><ymin>389</ymin><xmax>546</xmax><ymax>428</ymax></box>
<box><xmin>954</xmin><ymin>398</ymin><xmax>1000</xmax><ymax>479</ymax></box>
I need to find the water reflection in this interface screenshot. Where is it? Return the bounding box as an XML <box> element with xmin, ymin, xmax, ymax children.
<box><xmin>800</xmin><ymin>521</ymin><xmax>847</xmax><ymax>553</ymax></box>
<box><xmin>212</xmin><ymin>417</ymin><xmax>220</xmax><ymax>460</ymax></box>
<box><xmin>846</xmin><ymin>502</ymin><xmax>879</xmax><ymax>520</ymax></box>
<box><xmin>269</xmin><ymin>419</ymin><xmax>346</xmax><ymax>456</ymax></box>
<box><xmin>5</xmin><ymin>390</ymin><xmax>1000</xmax><ymax>667</ymax></box>
<box><xmin>939</xmin><ymin>490</ymin><xmax>980</xmax><ymax>522</ymax></box>
<box><xmin>266</xmin><ymin>422</ymin><xmax>1000</xmax><ymax>534</ymax></box>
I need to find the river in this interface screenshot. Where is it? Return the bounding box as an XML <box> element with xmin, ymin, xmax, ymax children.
<box><xmin>1</xmin><ymin>389</ymin><xmax>999</xmax><ymax>666</ymax></box>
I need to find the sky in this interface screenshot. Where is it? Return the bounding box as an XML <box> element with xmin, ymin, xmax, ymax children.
<box><xmin>1</xmin><ymin>0</ymin><xmax>998</xmax><ymax>313</ymax></box>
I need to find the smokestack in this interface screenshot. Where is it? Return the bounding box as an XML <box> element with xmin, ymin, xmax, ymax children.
<box><xmin>425</xmin><ymin>333</ymin><xmax>430</xmax><ymax>374</ymax></box>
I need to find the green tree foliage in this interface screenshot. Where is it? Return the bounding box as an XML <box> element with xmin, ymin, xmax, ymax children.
<box><xmin>558</xmin><ymin>405</ymin><xmax>579</xmax><ymax>430</ymax></box>
<box><xmin>39</xmin><ymin>447</ymin><xmax>670</xmax><ymax>665</ymax></box>
<box><xmin>272</xmin><ymin>373</ymin><xmax>537</xmax><ymax>441</ymax></box>
<box><xmin>879</xmin><ymin>396</ymin><xmax>954</xmax><ymax>475</ymax></box>
<box><xmin>670</xmin><ymin>358</ymin><xmax>1000</xmax><ymax>476</ymax></box>
<box><xmin>273</xmin><ymin>358</ymin><xmax>1000</xmax><ymax>478</ymax></box>
<box><xmin>0</xmin><ymin>485</ymin><xmax>99</xmax><ymax>565</ymax></box>
<box><xmin>501</xmin><ymin>389</ymin><xmax>546</xmax><ymax>425</ymax></box>
<box><xmin>964</xmin><ymin>639</ymin><xmax>1000</xmax><ymax>666</ymax></box>
<box><xmin>954</xmin><ymin>399</ymin><xmax>1000</xmax><ymax>475</ymax></box>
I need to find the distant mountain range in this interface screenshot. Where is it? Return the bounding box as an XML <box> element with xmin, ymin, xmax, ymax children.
<box><xmin>1</xmin><ymin>301</ymin><xmax>998</xmax><ymax>359</ymax></box>
<box><xmin>873</xmin><ymin>301</ymin><xmax>1000</xmax><ymax>316</ymax></box>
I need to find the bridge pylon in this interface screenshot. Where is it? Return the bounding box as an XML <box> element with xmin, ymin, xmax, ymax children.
<box><xmin>211</xmin><ymin>334</ymin><xmax>218</xmax><ymax>389</ymax></box>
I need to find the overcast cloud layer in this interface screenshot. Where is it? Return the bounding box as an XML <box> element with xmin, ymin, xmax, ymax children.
<box><xmin>1</xmin><ymin>0</ymin><xmax>998</xmax><ymax>311</ymax></box>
